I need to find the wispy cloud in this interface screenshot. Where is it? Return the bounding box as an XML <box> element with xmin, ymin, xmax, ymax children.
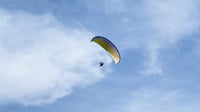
<box><xmin>104</xmin><ymin>0</ymin><xmax>126</xmax><ymax>14</ymax></box>
<box><xmin>141</xmin><ymin>0</ymin><xmax>200</xmax><ymax>75</ymax></box>
<box><xmin>117</xmin><ymin>88</ymin><xmax>200</xmax><ymax>112</ymax></box>
<box><xmin>0</xmin><ymin>9</ymin><xmax>112</xmax><ymax>105</ymax></box>
<box><xmin>104</xmin><ymin>0</ymin><xmax>200</xmax><ymax>75</ymax></box>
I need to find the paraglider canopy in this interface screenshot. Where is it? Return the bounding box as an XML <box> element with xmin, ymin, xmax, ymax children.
<box><xmin>91</xmin><ymin>36</ymin><xmax>120</xmax><ymax>64</ymax></box>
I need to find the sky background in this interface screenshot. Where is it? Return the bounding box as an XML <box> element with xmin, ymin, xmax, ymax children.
<box><xmin>0</xmin><ymin>0</ymin><xmax>200</xmax><ymax>112</ymax></box>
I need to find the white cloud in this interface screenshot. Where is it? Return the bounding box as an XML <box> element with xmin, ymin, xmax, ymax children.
<box><xmin>0</xmin><ymin>9</ymin><xmax>112</xmax><ymax>105</ymax></box>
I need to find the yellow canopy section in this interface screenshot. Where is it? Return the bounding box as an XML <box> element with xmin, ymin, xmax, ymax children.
<box><xmin>91</xmin><ymin>36</ymin><xmax>120</xmax><ymax>64</ymax></box>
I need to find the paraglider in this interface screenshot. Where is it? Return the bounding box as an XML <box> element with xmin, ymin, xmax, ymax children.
<box><xmin>91</xmin><ymin>36</ymin><xmax>120</xmax><ymax>66</ymax></box>
<box><xmin>99</xmin><ymin>62</ymin><xmax>104</xmax><ymax>67</ymax></box>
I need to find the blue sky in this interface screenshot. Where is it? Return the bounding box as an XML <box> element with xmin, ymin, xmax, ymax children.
<box><xmin>0</xmin><ymin>0</ymin><xmax>200</xmax><ymax>112</ymax></box>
